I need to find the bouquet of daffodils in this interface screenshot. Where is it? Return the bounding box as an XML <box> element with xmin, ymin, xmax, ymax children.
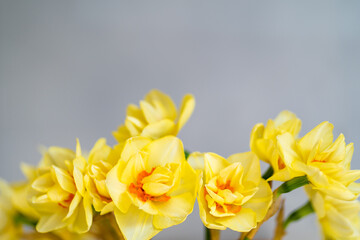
<box><xmin>1</xmin><ymin>90</ymin><xmax>360</xmax><ymax>240</ymax></box>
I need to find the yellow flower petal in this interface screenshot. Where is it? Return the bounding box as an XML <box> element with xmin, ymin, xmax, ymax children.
<box><xmin>177</xmin><ymin>94</ymin><xmax>195</xmax><ymax>132</ymax></box>
<box><xmin>141</xmin><ymin>119</ymin><xmax>176</xmax><ymax>139</ymax></box>
<box><xmin>145</xmin><ymin>89</ymin><xmax>177</xmax><ymax>121</ymax></box>
<box><xmin>204</xmin><ymin>153</ymin><xmax>229</xmax><ymax>182</ymax></box>
<box><xmin>121</xmin><ymin>137</ymin><xmax>152</xmax><ymax>162</ymax></box>
<box><xmin>154</xmin><ymin>192</ymin><xmax>194</xmax><ymax>220</ymax></box>
<box><xmin>114</xmin><ymin>206</ymin><xmax>160</xmax><ymax>240</ymax></box>
<box><xmin>198</xmin><ymin>180</ymin><xmax>226</xmax><ymax>230</ymax></box>
<box><xmin>113</xmin><ymin>125</ymin><xmax>131</xmax><ymax>143</ymax></box>
<box><xmin>42</xmin><ymin>147</ymin><xmax>75</xmax><ymax>169</ymax></box>
<box><xmin>32</xmin><ymin>173</ymin><xmax>54</xmax><ymax>193</ymax></box>
<box><xmin>106</xmin><ymin>162</ymin><xmax>131</xmax><ymax>213</ymax></box>
<box><xmin>242</xmin><ymin>179</ymin><xmax>272</xmax><ymax>222</ymax></box>
<box><xmin>187</xmin><ymin>152</ymin><xmax>205</xmax><ymax>171</ymax></box>
<box><xmin>36</xmin><ymin>209</ymin><xmax>68</xmax><ymax>233</ymax></box>
<box><xmin>47</xmin><ymin>184</ymin><xmax>70</xmax><ymax>202</ymax></box>
<box><xmin>65</xmin><ymin>192</ymin><xmax>82</xmax><ymax>219</ymax></box>
<box><xmin>217</xmin><ymin>208</ymin><xmax>257</xmax><ymax>232</ymax></box>
<box><xmin>344</xmin><ymin>143</ymin><xmax>354</xmax><ymax>169</ymax></box>
<box><xmin>273</xmin><ymin>110</ymin><xmax>298</xmax><ymax>127</ymax></box>
<box><xmin>66</xmin><ymin>193</ymin><xmax>93</xmax><ymax>233</ymax></box>
<box><xmin>52</xmin><ymin>166</ymin><xmax>76</xmax><ymax>194</ymax></box>
<box><xmin>228</xmin><ymin>152</ymin><xmax>261</xmax><ymax>186</ymax></box>
<box><xmin>298</xmin><ymin>121</ymin><xmax>334</xmax><ymax>160</ymax></box>
<box><xmin>250</xmin><ymin>123</ymin><xmax>268</xmax><ymax>162</ymax></box>
<box><xmin>146</xmin><ymin>136</ymin><xmax>184</xmax><ymax>168</ymax></box>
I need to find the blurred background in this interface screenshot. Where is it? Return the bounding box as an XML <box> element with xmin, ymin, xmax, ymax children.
<box><xmin>1</xmin><ymin>1</ymin><xmax>360</xmax><ymax>239</ymax></box>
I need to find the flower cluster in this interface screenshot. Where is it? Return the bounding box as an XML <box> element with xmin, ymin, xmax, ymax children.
<box><xmin>1</xmin><ymin>90</ymin><xmax>360</xmax><ymax>240</ymax></box>
<box><xmin>251</xmin><ymin>111</ymin><xmax>360</xmax><ymax>240</ymax></box>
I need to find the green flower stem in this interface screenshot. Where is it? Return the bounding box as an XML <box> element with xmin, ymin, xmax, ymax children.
<box><xmin>184</xmin><ymin>150</ymin><xmax>190</xmax><ymax>160</ymax></box>
<box><xmin>283</xmin><ymin>201</ymin><xmax>314</xmax><ymax>229</ymax></box>
<box><xmin>274</xmin><ymin>176</ymin><xmax>309</xmax><ymax>199</ymax></box>
<box><xmin>205</xmin><ymin>227</ymin><xmax>211</xmax><ymax>240</ymax></box>
<box><xmin>262</xmin><ymin>166</ymin><xmax>274</xmax><ymax>180</ymax></box>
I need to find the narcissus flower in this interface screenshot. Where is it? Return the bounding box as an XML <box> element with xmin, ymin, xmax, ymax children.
<box><xmin>30</xmin><ymin>140</ymin><xmax>93</xmax><ymax>233</ymax></box>
<box><xmin>84</xmin><ymin>139</ymin><xmax>123</xmax><ymax>215</ymax></box>
<box><xmin>0</xmin><ymin>180</ymin><xmax>22</xmax><ymax>240</ymax></box>
<box><xmin>306</xmin><ymin>186</ymin><xmax>360</xmax><ymax>240</ymax></box>
<box><xmin>250</xmin><ymin>110</ymin><xmax>302</xmax><ymax>181</ymax></box>
<box><xmin>277</xmin><ymin>122</ymin><xmax>360</xmax><ymax>200</ymax></box>
<box><xmin>113</xmin><ymin>89</ymin><xmax>195</xmax><ymax>143</ymax></box>
<box><xmin>106</xmin><ymin>136</ymin><xmax>198</xmax><ymax>240</ymax></box>
<box><xmin>195</xmin><ymin>152</ymin><xmax>272</xmax><ymax>232</ymax></box>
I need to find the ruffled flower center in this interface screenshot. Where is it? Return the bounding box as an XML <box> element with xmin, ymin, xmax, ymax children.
<box><xmin>204</xmin><ymin>171</ymin><xmax>244</xmax><ymax>217</ymax></box>
<box><xmin>129</xmin><ymin>167</ymin><xmax>171</xmax><ymax>202</ymax></box>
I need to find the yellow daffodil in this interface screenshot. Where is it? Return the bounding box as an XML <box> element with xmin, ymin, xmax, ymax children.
<box><xmin>84</xmin><ymin>139</ymin><xmax>124</xmax><ymax>214</ymax></box>
<box><xmin>250</xmin><ymin>110</ymin><xmax>302</xmax><ymax>181</ymax></box>
<box><xmin>30</xmin><ymin>140</ymin><xmax>93</xmax><ymax>233</ymax></box>
<box><xmin>0</xmin><ymin>180</ymin><xmax>22</xmax><ymax>240</ymax></box>
<box><xmin>113</xmin><ymin>89</ymin><xmax>195</xmax><ymax>143</ymax></box>
<box><xmin>196</xmin><ymin>152</ymin><xmax>272</xmax><ymax>232</ymax></box>
<box><xmin>277</xmin><ymin>122</ymin><xmax>360</xmax><ymax>200</ymax></box>
<box><xmin>306</xmin><ymin>186</ymin><xmax>360</xmax><ymax>240</ymax></box>
<box><xmin>106</xmin><ymin>136</ymin><xmax>198</xmax><ymax>240</ymax></box>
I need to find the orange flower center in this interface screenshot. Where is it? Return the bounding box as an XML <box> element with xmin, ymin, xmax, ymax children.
<box><xmin>129</xmin><ymin>168</ymin><xmax>171</xmax><ymax>202</ymax></box>
<box><xmin>217</xmin><ymin>179</ymin><xmax>234</xmax><ymax>192</ymax></box>
<box><xmin>204</xmin><ymin>180</ymin><xmax>242</xmax><ymax>214</ymax></box>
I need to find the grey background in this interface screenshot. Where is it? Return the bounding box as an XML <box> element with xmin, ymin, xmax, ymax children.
<box><xmin>1</xmin><ymin>1</ymin><xmax>360</xmax><ymax>239</ymax></box>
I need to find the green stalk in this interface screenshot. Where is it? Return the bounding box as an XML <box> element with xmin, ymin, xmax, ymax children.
<box><xmin>205</xmin><ymin>227</ymin><xmax>211</xmax><ymax>240</ymax></box>
<box><xmin>274</xmin><ymin>176</ymin><xmax>309</xmax><ymax>198</ymax></box>
<box><xmin>283</xmin><ymin>201</ymin><xmax>314</xmax><ymax>229</ymax></box>
<box><xmin>262</xmin><ymin>166</ymin><xmax>274</xmax><ymax>180</ymax></box>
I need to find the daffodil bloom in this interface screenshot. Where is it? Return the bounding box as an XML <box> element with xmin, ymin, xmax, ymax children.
<box><xmin>30</xmin><ymin>140</ymin><xmax>93</xmax><ymax>233</ymax></box>
<box><xmin>84</xmin><ymin>139</ymin><xmax>123</xmax><ymax>214</ymax></box>
<box><xmin>106</xmin><ymin>136</ymin><xmax>198</xmax><ymax>240</ymax></box>
<box><xmin>305</xmin><ymin>186</ymin><xmax>360</xmax><ymax>240</ymax></box>
<box><xmin>250</xmin><ymin>110</ymin><xmax>302</xmax><ymax>181</ymax></box>
<box><xmin>277</xmin><ymin>122</ymin><xmax>360</xmax><ymax>200</ymax></box>
<box><xmin>0</xmin><ymin>180</ymin><xmax>22</xmax><ymax>240</ymax></box>
<box><xmin>196</xmin><ymin>152</ymin><xmax>272</xmax><ymax>232</ymax></box>
<box><xmin>113</xmin><ymin>89</ymin><xmax>195</xmax><ymax>143</ymax></box>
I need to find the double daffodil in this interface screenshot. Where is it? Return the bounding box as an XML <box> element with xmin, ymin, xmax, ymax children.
<box><xmin>106</xmin><ymin>136</ymin><xmax>198</xmax><ymax>240</ymax></box>
<box><xmin>193</xmin><ymin>152</ymin><xmax>272</xmax><ymax>232</ymax></box>
<box><xmin>30</xmin><ymin>140</ymin><xmax>93</xmax><ymax>233</ymax></box>
<box><xmin>277</xmin><ymin>121</ymin><xmax>360</xmax><ymax>200</ymax></box>
<box><xmin>250</xmin><ymin>110</ymin><xmax>302</xmax><ymax>181</ymax></box>
<box><xmin>113</xmin><ymin>89</ymin><xmax>195</xmax><ymax>143</ymax></box>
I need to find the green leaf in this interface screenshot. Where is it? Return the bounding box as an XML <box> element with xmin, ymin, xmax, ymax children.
<box><xmin>275</xmin><ymin>176</ymin><xmax>309</xmax><ymax>198</ymax></box>
<box><xmin>262</xmin><ymin>166</ymin><xmax>274</xmax><ymax>180</ymax></box>
<box><xmin>283</xmin><ymin>201</ymin><xmax>314</xmax><ymax>229</ymax></box>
